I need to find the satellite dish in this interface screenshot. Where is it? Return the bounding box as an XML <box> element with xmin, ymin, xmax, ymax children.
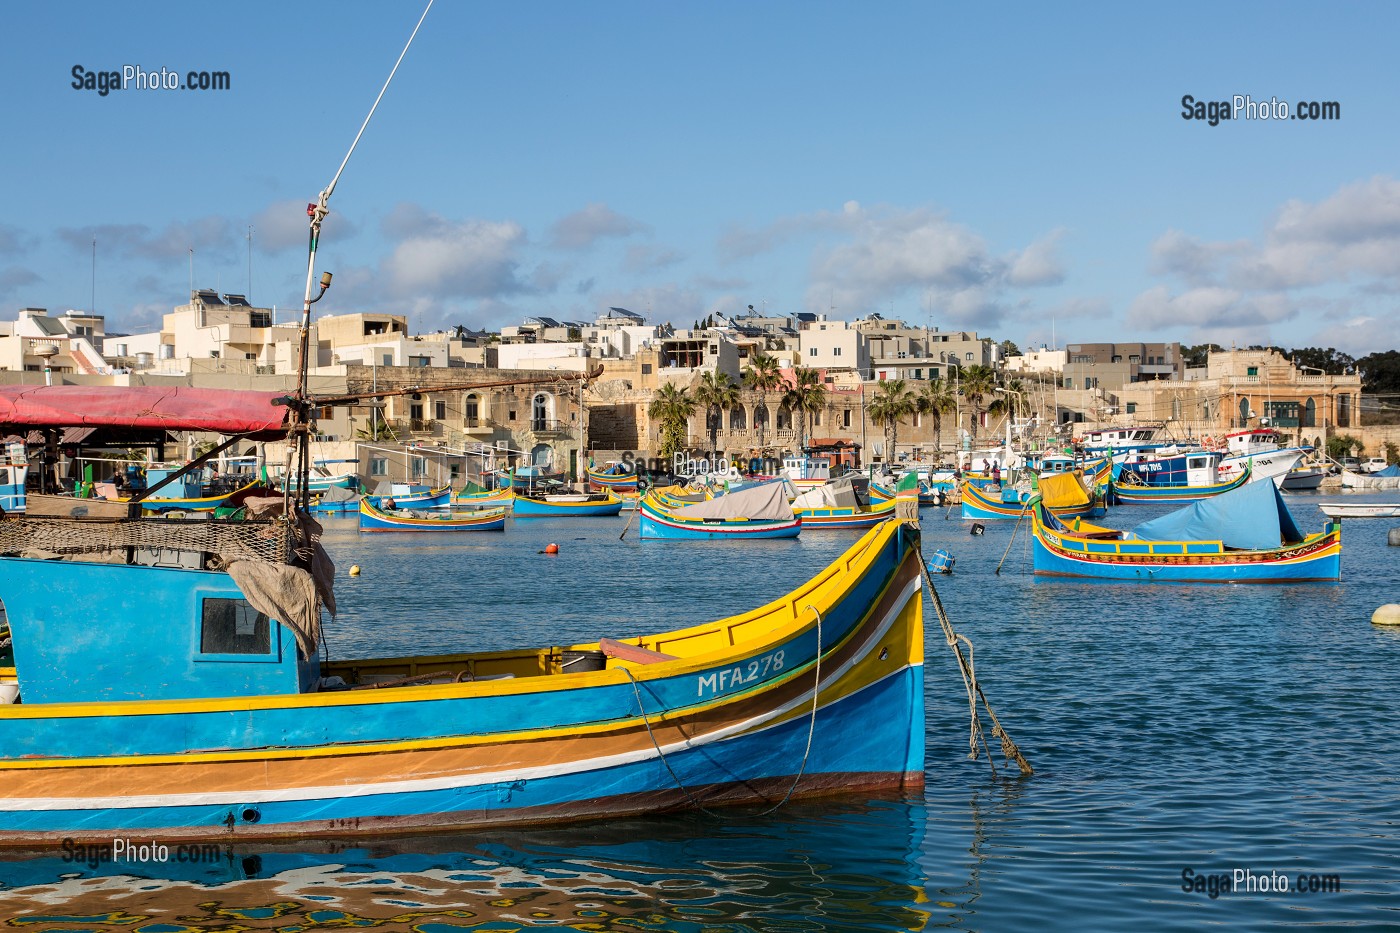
<box><xmin>1247</xmin><ymin>410</ymin><xmax>1257</xmax><ymax>418</ymax></box>
<box><xmin>1260</xmin><ymin>417</ymin><xmax>1271</xmax><ymax>426</ymax></box>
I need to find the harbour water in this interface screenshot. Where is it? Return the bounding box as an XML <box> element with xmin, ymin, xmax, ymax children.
<box><xmin>1</xmin><ymin>491</ymin><xmax>1398</xmax><ymax>929</ymax></box>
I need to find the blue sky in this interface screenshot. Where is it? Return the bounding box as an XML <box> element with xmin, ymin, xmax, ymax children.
<box><xmin>2</xmin><ymin>1</ymin><xmax>1397</xmax><ymax>356</ymax></box>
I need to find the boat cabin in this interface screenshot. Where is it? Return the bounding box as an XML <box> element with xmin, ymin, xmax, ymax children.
<box><xmin>1118</xmin><ymin>449</ymin><xmax>1223</xmax><ymax>487</ymax></box>
<box><xmin>2</xmin><ymin>537</ymin><xmax>320</xmax><ymax>704</ymax></box>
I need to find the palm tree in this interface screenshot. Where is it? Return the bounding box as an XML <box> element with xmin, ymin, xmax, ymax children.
<box><xmin>867</xmin><ymin>379</ymin><xmax>918</xmax><ymax>464</ymax></box>
<box><xmin>648</xmin><ymin>382</ymin><xmax>697</xmax><ymax>463</ymax></box>
<box><xmin>692</xmin><ymin>370</ymin><xmax>740</xmax><ymax>466</ymax></box>
<box><xmin>743</xmin><ymin>352</ymin><xmax>784</xmax><ymax>449</ymax></box>
<box><xmin>782</xmin><ymin>366</ymin><xmax>827</xmax><ymax>453</ymax></box>
<box><xmin>959</xmin><ymin>364</ymin><xmax>997</xmax><ymax>441</ymax></box>
<box><xmin>916</xmin><ymin>378</ymin><xmax>958</xmax><ymax>459</ymax></box>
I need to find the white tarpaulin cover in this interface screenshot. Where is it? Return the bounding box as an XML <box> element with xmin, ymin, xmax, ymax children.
<box><xmin>670</xmin><ymin>480</ymin><xmax>795</xmax><ymax>521</ymax></box>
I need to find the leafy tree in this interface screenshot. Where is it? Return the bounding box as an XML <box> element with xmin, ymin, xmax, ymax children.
<box><xmin>782</xmin><ymin>366</ymin><xmax>827</xmax><ymax>452</ymax></box>
<box><xmin>1357</xmin><ymin>350</ymin><xmax>1400</xmax><ymax>394</ymax></box>
<box><xmin>1326</xmin><ymin>433</ymin><xmax>1362</xmax><ymax>460</ymax></box>
<box><xmin>742</xmin><ymin>352</ymin><xmax>784</xmax><ymax>449</ymax></box>
<box><xmin>692</xmin><ymin>370</ymin><xmax>739</xmax><ymax>464</ymax></box>
<box><xmin>867</xmin><ymin>379</ymin><xmax>918</xmax><ymax>463</ymax></box>
<box><xmin>1182</xmin><ymin>343</ymin><xmax>1224</xmax><ymax>368</ymax></box>
<box><xmin>958</xmin><ymin>364</ymin><xmax>998</xmax><ymax>440</ymax></box>
<box><xmin>1285</xmin><ymin>346</ymin><xmax>1355</xmax><ymax>376</ymax></box>
<box><xmin>998</xmin><ymin>339</ymin><xmax>1021</xmax><ymax>359</ymax></box>
<box><xmin>648</xmin><ymin>383</ymin><xmax>697</xmax><ymax>462</ymax></box>
<box><xmin>916</xmin><ymin>378</ymin><xmax>958</xmax><ymax>458</ymax></box>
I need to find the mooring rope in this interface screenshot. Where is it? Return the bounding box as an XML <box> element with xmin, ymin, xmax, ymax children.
<box><xmin>620</xmin><ymin>602</ymin><xmax>824</xmax><ymax>816</ymax></box>
<box><xmin>995</xmin><ymin>500</ymin><xmax>1032</xmax><ymax>575</ymax></box>
<box><xmin>918</xmin><ymin>545</ymin><xmax>1034</xmax><ymax>777</ymax></box>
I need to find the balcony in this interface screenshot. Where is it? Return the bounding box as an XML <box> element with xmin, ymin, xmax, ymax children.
<box><xmin>386</xmin><ymin>418</ymin><xmax>442</xmax><ymax>437</ymax></box>
<box><xmin>462</xmin><ymin>417</ymin><xmax>499</xmax><ymax>436</ymax></box>
<box><xmin>529</xmin><ymin>419</ymin><xmax>574</xmax><ymax>439</ymax></box>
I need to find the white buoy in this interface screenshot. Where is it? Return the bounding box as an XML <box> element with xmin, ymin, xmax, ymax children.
<box><xmin>1371</xmin><ymin>604</ymin><xmax>1400</xmax><ymax>626</ymax></box>
<box><xmin>1388</xmin><ymin>527</ymin><xmax>1400</xmax><ymax>547</ymax></box>
<box><xmin>349</xmin><ymin>564</ymin><xmax>361</xmax><ymax>577</ymax></box>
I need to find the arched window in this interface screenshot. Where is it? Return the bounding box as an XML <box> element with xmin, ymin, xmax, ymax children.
<box><xmin>730</xmin><ymin>406</ymin><xmax>746</xmax><ymax>430</ymax></box>
<box><xmin>532</xmin><ymin>394</ymin><xmax>551</xmax><ymax>431</ymax></box>
<box><xmin>753</xmin><ymin>404</ymin><xmax>770</xmax><ymax>429</ymax></box>
<box><xmin>1303</xmin><ymin>397</ymin><xmax>1316</xmax><ymax>428</ymax></box>
<box><xmin>776</xmin><ymin>406</ymin><xmax>792</xmax><ymax>430</ymax></box>
<box><xmin>465</xmin><ymin>393</ymin><xmax>480</xmax><ymax>425</ymax></box>
<box><xmin>1238</xmin><ymin>397</ymin><xmax>1251</xmax><ymax>427</ymax></box>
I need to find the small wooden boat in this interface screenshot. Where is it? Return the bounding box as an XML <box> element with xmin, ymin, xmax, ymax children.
<box><xmin>1280</xmin><ymin>465</ymin><xmax>1327</xmax><ymax>491</ymax></box>
<box><xmin>511</xmin><ymin>491</ymin><xmax>624</xmax><ymax>517</ymax></box>
<box><xmin>133</xmin><ymin>478</ymin><xmax>266</xmax><ymax>513</ymax></box>
<box><xmin>1315</xmin><ymin>502</ymin><xmax>1400</xmax><ymax>519</ymax></box>
<box><xmin>452</xmin><ymin>486</ymin><xmax>516</xmax><ymax>510</ymax></box>
<box><xmin>363</xmin><ymin>484</ymin><xmax>452</xmax><ymax>510</ymax></box>
<box><xmin>961</xmin><ymin>470</ymin><xmax>1105</xmax><ymax>521</ymax></box>
<box><xmin>585</xmin><ymin>460</ymin><xmax>639</xmax><ymax>493</ymax></box>
<box><xmin>1030</xmin><ymin>478</ymin><xmax>1341</xmax><ymax>583</ymax></box>
<box><xmin>1111</xmin><ymin>459</ymin><xmax>1252</xmax><ymax>504</ymax></box>
<box><xmin>308</xmin><ymin>485</ymin><xmax>361</xmax><ymax>514</ymax></box>
<box><xmin>0</xmin><ymin>385</ymin><xmax>926</xmax><ymax>841</ymax></box>
<box><xmin>792</xmin><ymin>475</ymin><xmax>896</xmax><ymax>529</ymax></box>
<box><xmin>359</xmin><ymin>498</ymin><xmax>507</xmax><ymax>532</ymax></box>
<box><xmin>795</xmin><ymin>499</ymin><xmax>897</xmax><ymax>529</ymax></box>
<box><xmin>639</xmin><ymin>482</ymin><xmax>802</xmax><ymax>539</ymax></box>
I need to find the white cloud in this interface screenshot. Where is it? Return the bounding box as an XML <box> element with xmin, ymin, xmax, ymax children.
<box><xmin>372</xmin><ymin>204</ymin><xmax>530</xmax><ymax>302</ymax></box>
<box><xmin>253</xmin><ymin>199</ymin><xmax>358</xmax><ymax>254</ymax></box>
<box><xmin>548</xmin><ymin>203</ymin><xmax>647</xmax><ymax>251</ymax></box>
<box><xmin>1007</xmin><ymin>228</ymin><xmax>1067</xmax><ymax>287</ymax></box>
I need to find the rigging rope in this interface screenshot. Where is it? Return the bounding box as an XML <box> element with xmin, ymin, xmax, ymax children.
<box><xmin>620</xmin><ymin>602</ymin><xmax>824</xmax><ymax>816</ymax></box>
<box><xmin>918</xmin><ymin>544</ymin><xmax>1034</xmax><ymax>777</ymax></box>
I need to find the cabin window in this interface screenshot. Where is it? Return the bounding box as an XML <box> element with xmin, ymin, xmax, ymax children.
<box><xmin>200</xmin><ymin>598</ymin><xmax>271</xmax><ymax>655</ymax></box>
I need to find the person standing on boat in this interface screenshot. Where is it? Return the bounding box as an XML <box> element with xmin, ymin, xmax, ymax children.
<box><xmin>992</xmin><ymin>462</ymin><xmax>1002</xmax><ymax>486</ymax></box>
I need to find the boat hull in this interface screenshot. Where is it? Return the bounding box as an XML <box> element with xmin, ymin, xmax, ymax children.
<box><xmin>512</xmin><ymin>494</ymin><xmax>623</xmax><ymax>517</ymax></box>
<box><xmin>0</xmin><ymin>520</ymin><xmax>923</xmax><ymax>841</ymax></box>
<box><xmin>1030</xmin><ymin>504</ymin><xmax>1342</xmax><ymax>582</ymax></box>
<box><xmin>364</xmin><ymin>486</ymin><xmax>452</xmax><ymax>510</ymax></box>
<box><xmin>359</xmin><ymin>500</ymin><xmax>507</xmax><ymax>531</ymax></box>
<box><xmin>638</xmin><ymin>497</ymin><xmax>802</xmax><ymax>539</ymax></box>
<box><xmin>585</xmin><ymin>465</ymin><xmax>639</xmax><ymax>493</ymax></box>
<box><xmin>960</xmin><ymin>481</ymin><xmax>1105</xmax><ymax>521</ymax></box>
<box><xmin>1111</xmin><ymin>468</ymin><xmax>1251</xmax><ymax>504</ymax></box>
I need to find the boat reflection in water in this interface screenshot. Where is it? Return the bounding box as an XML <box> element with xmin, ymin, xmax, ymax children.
<box><xmin>0</xmin><ymin>796</ymin><xmax>935</xmax><ymax>931</ymax></box>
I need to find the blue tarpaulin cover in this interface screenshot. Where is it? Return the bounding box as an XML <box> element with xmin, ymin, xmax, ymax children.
<box><xmin>1129</xmin><ymin>479</ymin><xmax>1304</xmax><ymax>550</ymax></box>
<box><xmin>1373</xmin><ymin>465</ymin><xmax>1400</xmax><ymax>478</ymax></box>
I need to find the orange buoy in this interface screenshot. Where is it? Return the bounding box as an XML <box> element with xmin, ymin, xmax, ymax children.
<box><xmin>544</xmin><ymin>543</ymin><xmax>560</xmax><ymax>554</ymax></box>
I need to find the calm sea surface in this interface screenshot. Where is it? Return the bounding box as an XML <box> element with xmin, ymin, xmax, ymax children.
<box><xmin>2</xmin><ymin>489</ymin><xmax>1399</xmax><ymax>930</ymax></box>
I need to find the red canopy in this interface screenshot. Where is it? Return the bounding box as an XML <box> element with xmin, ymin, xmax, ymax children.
<box><xmin>0</xmin><ymin>385</ymin><xmax>292</xmax><ymax>439</ymax></box>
